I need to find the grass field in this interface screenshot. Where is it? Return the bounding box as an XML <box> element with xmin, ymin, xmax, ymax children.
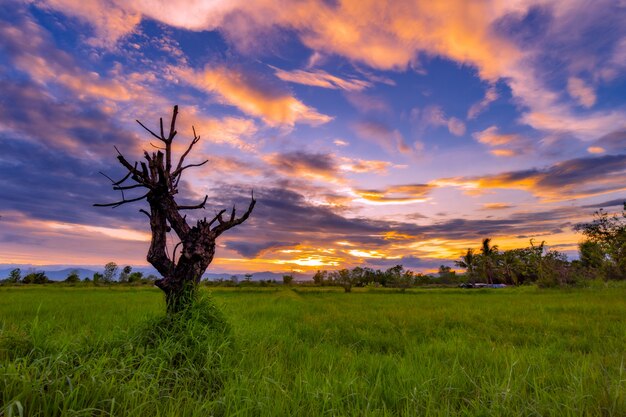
<box><xmin>1</xmin><ymin>285</ymin><xmax>625</xmax><ymax>416</ymax></box>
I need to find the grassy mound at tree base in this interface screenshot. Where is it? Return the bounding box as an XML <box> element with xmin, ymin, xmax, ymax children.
<box><xmin>1</xmin><ymin>295</ymin><xmax>231</xmax><ymax>417</ymax></box>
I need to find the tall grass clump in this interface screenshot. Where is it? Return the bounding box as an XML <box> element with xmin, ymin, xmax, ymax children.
<box><xmin>1</xmin><ymin>293</ymin><xmax>232</xmax><ymax>417</ymax></box>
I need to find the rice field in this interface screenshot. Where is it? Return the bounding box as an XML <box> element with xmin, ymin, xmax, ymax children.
<box><xmin>1</xmin><ymin>284</ymin><xmax>625</xmax><ymax>416</ymax></box>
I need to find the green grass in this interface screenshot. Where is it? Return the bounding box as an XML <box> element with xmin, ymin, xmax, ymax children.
<box><xmin>1</xmin><ymin>285</ymin><xmax>625</xmax><ymax>416</ymax></box>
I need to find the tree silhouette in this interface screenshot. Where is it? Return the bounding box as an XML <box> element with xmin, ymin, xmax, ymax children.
<box><xmin>96</xmin><ymin>106</ymin><xmax>255</xmax><ymax>313</ymax></box>
<box><xmin>574</xmin><ymin>203</ymin><xmax>626</xmax><ymax>280</ymax></box>
<box><xmin>480</xmin><ymin>238</ymin><xmax>498</xmax><ymax>284</ymax></box>
<box><xmin>455</xmin><ymin>248</ymin><xmax>477</xmax><ymax>284</ymax></box>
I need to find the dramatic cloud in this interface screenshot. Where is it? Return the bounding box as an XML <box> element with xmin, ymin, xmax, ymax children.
<box><xmin>174</xmin><ymin>66</ymin><xmax>332</xmax><ymax>127</ymax></box>
<box><xmin>264</xmin><ymin>151</ymin><xmax>340</xmax><ymax>182</ymax></box>
<box><xmin>0</xmin><ymin>79</ymin><xmax>137</xmax><ymax>157</ymax></box>
<box><xmin>263</xmin><ymin>152</ymin><xmax>395</xmax><ymax>184</ymax></box>
<box><xmin>438</xmin><ymin>154</ymin><xmax>626</xmax><ymax>201</ymax></box>
<box><xmin>29</xmin><ymin>0</ymin><xmax>626</xmax><ymax>140</ymax></box>
<box><xmin>0</xmin><ymin>6</ymin><xmax>138</xmax><ymax>102</ymax></box>
<box><xmin>1</xmin><ymin>1</ymin><xmax>624</xmax><ymax>273</ymax></box>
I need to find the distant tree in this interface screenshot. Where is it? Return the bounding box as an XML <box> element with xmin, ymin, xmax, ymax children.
<box><xmin>348</xmin><ymin>266</ymin><xmax>369</xmax><ymax>287</ymax></box>
<box><xmin>359</xmin><ymin>267</ymin><xmax>378</xmax><ymax>287</ymax></box>
<box><xmin>537</xmin><ymin>249</ymin><xmax>571</xmax><ymax>287</ymax></box>
<box><xmin>331</xmin><ymin>269</ymin><xmax>355</xmax><ymax>292</ymax></box>
<box><xmin>95</xmin><ymin>106</ymin><xmax>255</xmax><ymax>313</ymax></box>
<box><xmin>437</xmin><ymin>265</ymin><xmax>457</xmax><ymax>284</ymax></box>
<box><xmin>83</xmin><ymin>277</ymin><xmax>91</xmax><ymax>283</ymax></box>
<box><xmin>65</xmin><ymin>270</ymin><xmax>80</xmax><ymax>283</ymax></box>
<box><xmin>455</xmin><ymin>248</ymin><xmax>477</xmax><ymax>283</ymax></box>
<box><xmin>103</xmin><ymin>262</ymin><xmax>118</xmax><ymax>283</ymax></box>
<box><xmin>499</xmin><ymin>250</ymin><xmax>522</xmax><ymax>285</ymax></box>
<box><xmin>119</xmin><ymin>265</ymin><xmax>132</xmax><ymax>283</ymax></box>
<box><xmin>575</xmin><ymin>204</ymin><xmax>626</xmax><ymax>280</ymax></box>
<box><xmin>312</xmin><ymin>270</ymin><xmax>328</xmax><ymax>286</ymax></box>
<box><xmin>93</xmin><ymin>272</ymin><xmax>103</xmax><ymax>284</ymax></box>
<box><xmin>22</xmin><ymin>272</ymin><xmax>49</xmax><ymax>284</ymax></box>
<box><xmin>479</xmin><ymin>238</ymin><xmax>499</xmax><ymax>284</ymax></box>
<box><xmin>128</xmin><ymin>271</ymin><xmax>144</xmax><ymax>283</ymax></box>
<box><xmin>244</xmin><ymin>273</ymin><xmax>253</xmax><ymax>283</ymax></box>
<box><xmin>386</xmin><ymin>265</ymin><xmax>414</xmax><ymax>291</ymax></box>
<box><xmin>415</xmin><ymin>273</ymin><xmax>432</xmax><ymax>286</ymax></box>
<box><xmin>7</xmin><ymin>268</ymin><xmax>21</xmax><ymax>284</ymax></box>
<box><xmin>282</xmin><ymin>274</ymin><xmax>294</xmax><ymax>285</ymax></box>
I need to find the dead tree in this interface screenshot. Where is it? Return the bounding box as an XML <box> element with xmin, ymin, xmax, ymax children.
<box><xmin>95</xmin><ymin>105</ymin><xmax>255</xmax><ymax>313</ymax></box>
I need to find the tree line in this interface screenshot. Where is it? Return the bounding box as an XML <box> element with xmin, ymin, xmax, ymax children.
<box><xmin>3</xmin><ymin>204</ymin><xmax>624</xmax><ymax>289</ymax></box>
<box><xmin>0</xmin><ymin>262</ymin><xmax>159</xmax><ymax>286</ymax></box>
<box><xmin>456</xmin><ymin>203</ymin><xmax>626</xmax><ymax>287</ymax></box>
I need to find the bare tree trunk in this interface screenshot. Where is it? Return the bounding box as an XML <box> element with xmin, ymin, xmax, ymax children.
<box><xmin>96</xmin><ymin>106</ymin><xmax>255</xmax><ymax>314</ymax></box>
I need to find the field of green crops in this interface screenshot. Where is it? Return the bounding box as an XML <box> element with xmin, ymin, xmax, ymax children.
<box><xmin>1</xmin><ymin>285</ymin><xmax>625</xmax><ymax>416</ymax></box>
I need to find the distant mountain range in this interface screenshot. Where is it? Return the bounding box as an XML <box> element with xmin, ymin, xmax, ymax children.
<box><xmin>0</xmin><ymin>264</ymin><xmax>311</xmax><ymax>282</ymax></box>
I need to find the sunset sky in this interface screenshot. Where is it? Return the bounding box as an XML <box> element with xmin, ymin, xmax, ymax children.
<box><xmin>1</xmin><ymin>0</ymin><xmax>625</xmax><ymax>274</ymax></box>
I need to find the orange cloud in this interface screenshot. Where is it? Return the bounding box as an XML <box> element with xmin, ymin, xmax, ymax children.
<box><xmin>38</xmin><ymin>0</ymin><xmax>141</xmax><ymax>47</ymax></box>
<box><xmin>33</xmin><ymin>0</ymin><xmax>626</xmax><ymax>143</ymax></box>
<box><xmin>35</xmin><ymin>0</ymin><xmax>523</xmax><ymax>81</ymax></box>
<box><xmin>473</xmin><ymin>126</ymin><xmax>530</xmax><ymax>157</ymax></box>
<box><xmin>587</xmin><ymin>146</ymin><xmax>605</xmax><ymax>154</ymax></box>
<box><xmin>435</xmin><ymin>154</ymin><xmax>626</xmax><ymax>201</ymax></box>
<box><xmin>481</xmin><ymin>203</ymin><xmax>513</xmax><ymax>210</ymax></box>
<box><xmin>174</xmin><ymin>66</ymin><xmax>332</xmax><ymax>127</ymax></box>
<box><xmin>1</xmin><ymin>14</ymin><xmax>139</xmax><ymax>102</ymax></box>
<box><xmin>272</xmin><ymin>67</ymin><xmax>371</xmax><ymax>91</ymax></box>
<box><xmin>176</xmin><ymin>108</ymin><xmax>259</xmax><ymax>151</ymax></box>
<box><xmin>490</xmin><ymin>149</ymin><xmax>519</xmax><ymax>157</ymax></box>
<box><xmin>353</xmin><ymin>184</ymin><xmax>432</xmax><ymax>204</ymax></box>
<box><xmin>0</xmin><ymin>212</ymin><xmax>149</xmax><ymax>266</ymax></box>
<box><xmin>338</xmin><ymin>157</ymin><xmax>394</xmax><ymax>174</ymax></box>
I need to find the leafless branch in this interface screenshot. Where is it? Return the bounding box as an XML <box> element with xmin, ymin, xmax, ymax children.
<box><xmin>168</xmin><ymin>105</ymin><xmax>178</xmax><ymax>140</ymax></box>
<box><xmin>136</xmin><ymin>119</ymin><xmax>162</xmax><ymax>141</ymax></box>
<box><xmin>149</xmin><ymin>142</ymin><xmax>166</xmax><ymax>150</ymax></box>
<box><xmin>177</xmin><ymin>160</ymin><xmax>208</xmax><ymax>176</ymax></box>
<box><xmin>114</xmin><ymin>183</ymin><xmax>147</xmax><ymax>191</ymax></box>
<box><xmin>207</xmin><ymin>209</ymin><xmax>227</xmax><ymax>227</ymax></box>
<box><xmin>177</xmin><ymin>195</ymin><xmax>208</xmax><ymax>210</ymax></box>
<box><xmin>211</xmin><ymin>193</ymin><xmax>256</xmax><ymax>236</ymax></box>
<box><xmin>173</xmin><ymin>134</ymin><xmax>202</xmax><ymax>176</ymax></box>
<box><xmin>93</xmin><ymin>192</ymin><xmax>150</xmax><ymax>208</ymax></box>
